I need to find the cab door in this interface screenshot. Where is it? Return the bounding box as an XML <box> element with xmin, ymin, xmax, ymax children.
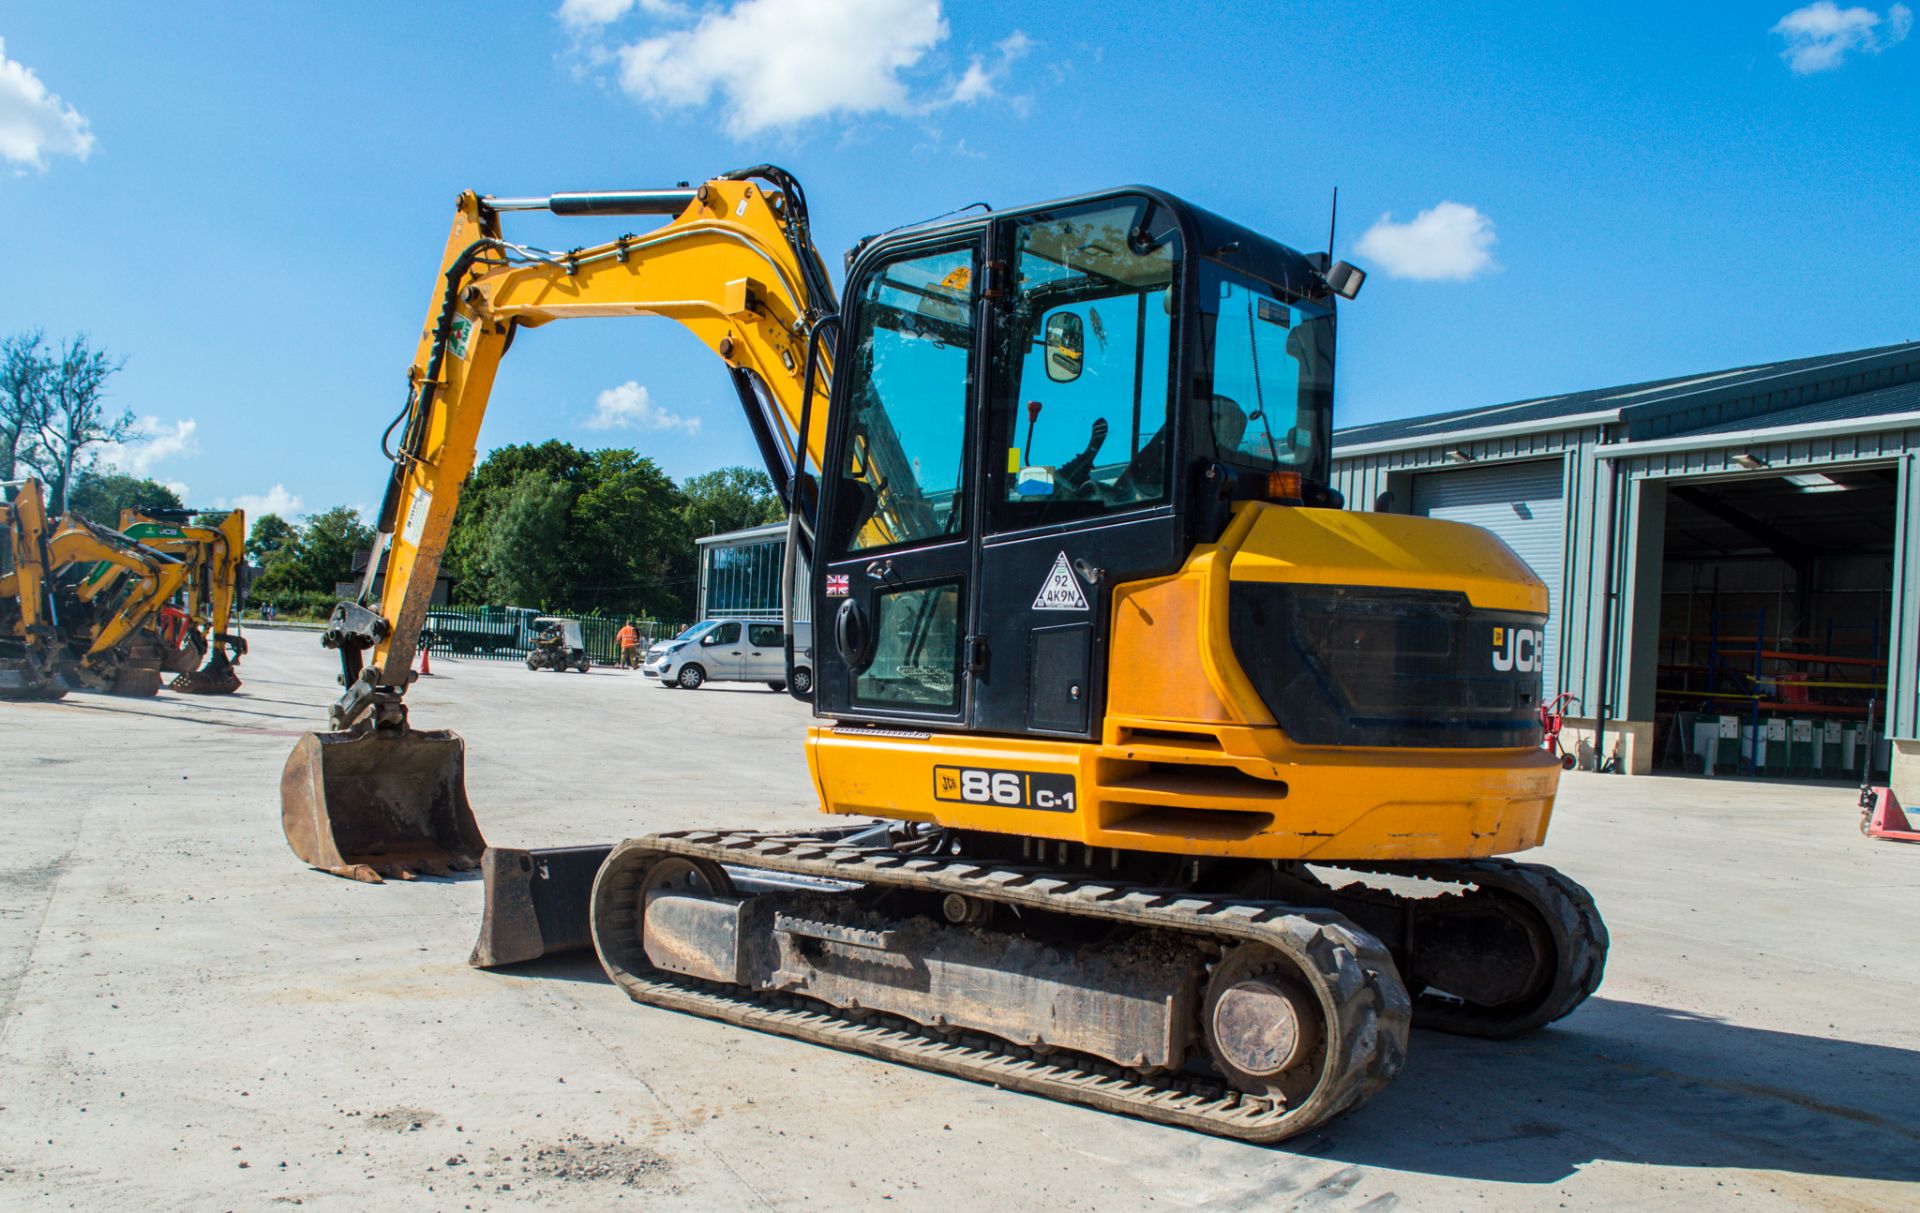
<box><xmin>969</xmin><ymin>196</ymin><xmax>1188</xmax><ymax>739</ymax></box>
<box><xmin>813</xmin><ymin>236</ymin><xmax>982</xmax><ymax>726</ymax></box>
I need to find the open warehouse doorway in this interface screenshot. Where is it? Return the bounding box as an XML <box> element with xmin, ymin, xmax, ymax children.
<box><xmin>1653</xmin><ymin>466</ymin><xmax>1898</xmax><ymax>782</ymax></box>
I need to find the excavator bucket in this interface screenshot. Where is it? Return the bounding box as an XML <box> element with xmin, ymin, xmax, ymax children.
<box><xmin>171</xmin><ymin>648</ymin><xmax>241</xmax><ymax>695</ymax></box>
<box><xmin>0</xmin><ymin>663</ymin><xmax>68</xmax><ymax>700</ymax></box>
<box><xmin>280</xmin><ymin>727</ymin><xmax>485</xmax><ymax>882</ymax></box>
<box><xmin>469</xmin><ymin>844</ymin><xmax>613</xmax><ymax>968</ymax></box>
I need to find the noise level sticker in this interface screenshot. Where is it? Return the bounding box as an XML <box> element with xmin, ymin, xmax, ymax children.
<box><xmin>400</xmin><ymin>486</ymin><xmax>431</xmax><ymax>548</ymax></box>
<box><xmin>933</xmin><ymin>765</ymin><xmax>1077</xmax><ymax>812</ymax></box>
<box><xmin>1032</xmin><ymin>551</ymin><xmax>1089</xmax><ymax>611</ymax></box>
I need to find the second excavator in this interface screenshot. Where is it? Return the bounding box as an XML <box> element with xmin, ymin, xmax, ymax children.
<box><xmin>3</xmin><ymin>476</ymin><xmax>193</xmax><ymax>698</ymax></box>
<box><xmin>113</xmin><ymin>507</ymin><xmax>250</xmax><ymax>693</ymax></box>
<box><xmin>281</xmin><ymin>167</ymin><xmax>1606</xmax><ymax>1142</ymax></box>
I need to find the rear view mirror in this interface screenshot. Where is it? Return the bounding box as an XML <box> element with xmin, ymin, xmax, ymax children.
<box><xmin>1044</xmin><ymin>312</ymin><xmax>1084</xmax><ymax>383</ymax></box>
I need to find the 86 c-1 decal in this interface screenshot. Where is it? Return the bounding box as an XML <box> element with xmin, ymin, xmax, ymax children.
<box><xmin>933</xmin><ymin>765</ymin><xmax>1077</xmax><ymax>812</ymax></box>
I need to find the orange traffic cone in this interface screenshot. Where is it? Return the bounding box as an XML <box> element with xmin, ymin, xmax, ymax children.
<box><xmin>419</xmin><ymin>643</ymin><xmax>433</xmax><ymax>676</ymax></box>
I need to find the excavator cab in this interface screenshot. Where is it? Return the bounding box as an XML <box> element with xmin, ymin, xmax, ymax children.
<box><xmin>809</xmin><ymin>189</ymin><xmax>1335</xmax><ymax>737</ymax></box>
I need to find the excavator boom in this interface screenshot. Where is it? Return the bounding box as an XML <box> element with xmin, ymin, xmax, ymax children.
<box><xmin>284</xmin><ymin>168</ymin><xmax>835</xmax><ymax>880</ymax></box>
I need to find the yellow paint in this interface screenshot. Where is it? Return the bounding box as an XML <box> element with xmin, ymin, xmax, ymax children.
<box><xmin>807</xmin><ymin>499</ymin><xmax>1560</xmax><ymax>863</ymax></box>
<box><xmin>118</xmin><ymin>507</ymin><xmax>248</xmax><ymax>652</ymax></box>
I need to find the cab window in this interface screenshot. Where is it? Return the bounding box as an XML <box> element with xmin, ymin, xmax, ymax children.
<box><xmin>703</xmin><ymin>622</ymin><xmax>741</xmax><ymax>645</ymax></box>
<box><xmin>831</xmin><ymin>245</ymin><xmax>975</xmax><ymax>554</ymax></box>
<box><xmin>988</xmin><ymin>198</ymin><xmax>1181</xmax><ymax>531</ymax></box>
<box><xmin>1197</xmin><ymin>261</ymin><xmax>1333</xmax><ymax>483</ymax></box>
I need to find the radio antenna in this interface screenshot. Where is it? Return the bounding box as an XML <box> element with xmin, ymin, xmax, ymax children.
<box><xmin>1326</xmin><ymin>187</ymin><xmax>1339</xmax><ymax>257</ymax></box>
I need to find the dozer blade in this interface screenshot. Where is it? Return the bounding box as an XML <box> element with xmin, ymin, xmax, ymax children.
<box><xmin>469</xmin><ymin>844</ymin><xmax>613</xmax><ymax>968</ymax></box>
<box><xmin>280</xmin><ymin>728</ymin><xmax>486</xmax><ymax>883</ymax></box>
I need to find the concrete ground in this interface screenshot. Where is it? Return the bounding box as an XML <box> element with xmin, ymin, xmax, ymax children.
<box><xmin>2</xmin><ymin>629</ymin><xmax>1916</xmax><ymax>1212</ymax></box>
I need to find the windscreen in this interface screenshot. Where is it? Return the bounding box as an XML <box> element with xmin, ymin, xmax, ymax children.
<box><xmin>1197</xmin><ymin>261</ymin><xmax>1333</xmax><ymax>484</ymax></box>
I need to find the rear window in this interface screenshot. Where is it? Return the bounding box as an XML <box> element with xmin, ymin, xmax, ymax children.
<box><xmin>749</xmin><ymin>624</ymin><xmax>784</xmax><ymax>647</ymax></box>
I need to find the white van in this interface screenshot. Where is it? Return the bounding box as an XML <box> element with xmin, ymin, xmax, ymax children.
<box><xmin>641</xmin><ymin>618</ymin><xmax>813</xmax><ymax>693</ymax></box>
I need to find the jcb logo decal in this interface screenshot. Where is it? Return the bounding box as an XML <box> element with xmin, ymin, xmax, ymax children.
<box><xmin>1492</xmin><ymin>626</ymin><xmax>1544</xmax><ymax>673</ymax></box>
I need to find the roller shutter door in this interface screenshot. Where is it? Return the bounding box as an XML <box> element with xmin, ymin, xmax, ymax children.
<box><xmin>1412</xmin><ymin>460</ymin><xmax>1565</xmax><ymax>696</ymax></box>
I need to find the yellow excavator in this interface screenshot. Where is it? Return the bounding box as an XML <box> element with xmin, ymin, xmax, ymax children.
<box><xmin>1</xmin><ymin>476</ymin><xmax>192</xmax><ymax>697</ymax></box>
<box><xmin>114</xmin><ymin>507</ymin><xmax>250</xmax><ymax>693</ymax></box>
<box><xmin>1</xmin><ymin>478</ymin><xmax>68</xmax><ymax>699</ymax></box>
<box><xmin>281</xmin><ymin>167</ymin><xmax>1605</xmax><ymax>1142</ymax></box>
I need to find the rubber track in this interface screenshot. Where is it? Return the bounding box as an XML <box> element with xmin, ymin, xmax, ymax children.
<box><xmin>593</xmin><ymin>829</ymin><xmax>1413</xmax><ymax>1143</ymax></box>
<box><xmin>1330</xmin><ymin>858</ymin><xmax>1608</xmax><ymax>1039</ymax></box>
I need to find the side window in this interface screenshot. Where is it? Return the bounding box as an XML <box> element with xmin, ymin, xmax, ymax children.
<box><xmin>854</xmin><ymin>582</ymin><xmax>961</xmax><ymax>710</ymax></box>
<box><xmin>833</xmin><ymin>246</ymin><xmax>975</xmax><ymax>554</ymax></box>
<box><xmin>990</xmin><ymin>199</ymin><xmax>1182</xmax><ymax>531</ymax></box>
<box><xmin>705</xmin><ymin>621</ymin><xmax>741</xmax><ymax>645</ymax></box>
<box><xmin>748</xmin><ymin>624</ymin><xmax>783</xmax><ymax>647</ymax></box>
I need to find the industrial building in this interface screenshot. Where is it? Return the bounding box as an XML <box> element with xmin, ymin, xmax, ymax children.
<box><xmin>1333</xmin><ymin>341</ymin><xmax>1919</xmax><ymax>801</ymax></box>
<box><xmin>694</xmin><ymin>520</ymin><xmax>810</xmax><ymax>623</ymax></box>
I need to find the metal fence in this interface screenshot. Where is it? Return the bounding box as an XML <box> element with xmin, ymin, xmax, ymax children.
<box><xmin>416</xmin><ymin>605</ymin><xmax>690</xmax><ymax>666</ymax></box>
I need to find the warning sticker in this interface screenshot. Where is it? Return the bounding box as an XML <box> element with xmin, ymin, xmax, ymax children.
<box><xmin>1032</xmin><ymin>551</ymin><xmax>1088</xmax><ymax>611</ymax></box>
<box><xmin>448</xmin><ymin>312</ymin><xmax>477</xmax><ymax>360</ymax></box>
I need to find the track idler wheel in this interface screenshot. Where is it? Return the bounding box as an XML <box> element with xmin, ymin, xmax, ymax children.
<box><xmin>1404</xmin><ymin>863</ymin><xmax>1608</xmax><ymax>1038</ymax></box>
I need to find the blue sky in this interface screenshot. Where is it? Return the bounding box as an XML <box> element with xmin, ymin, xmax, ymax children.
<box><xmin>1</xmin><ymin>1</ymin><xmax>1915</xmax><ymax>520</ymax></box>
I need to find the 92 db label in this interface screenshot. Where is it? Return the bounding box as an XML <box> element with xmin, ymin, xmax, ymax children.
<box><xmin>933</xmin><ymin>766</ymin><xmax>1077</xmax><ymax>812</ymax></box>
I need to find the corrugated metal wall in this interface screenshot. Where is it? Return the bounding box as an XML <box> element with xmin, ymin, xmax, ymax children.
<box><xmin>1331</xmin><ymin>426</ymin><xmax>1599</xmax><ymax>702</ymax></box>
<box><xmin>1334</xmin><ymin>416</ymin><xmax>1920</xmax><ymax>742</ymax></box>
<box><xmin>1411</xmin><ymin>461</ymin><xmax>1566</xmax><ymax>697</ymax></box>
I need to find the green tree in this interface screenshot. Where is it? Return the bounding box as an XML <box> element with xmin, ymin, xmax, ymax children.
<box><xmin>64</xmin><ymin>468</ymin><xmax>184</xmax><ymax>522</ymax></box>
<box><xmin>0</xmin><ymin>331</ymin><xmax>50</xmax><ymax>481</ymax></box>
<box><xmin>444</xmin><ymin>440</ymin><xmax>594</xmax><ymax>602</ymax></box>
<box><xmin>20</xmin><ymin>335</ymin><xmax>133</xmax><ymax>512</ymax></box>
<box><xmin>680</xmin><ymin>465</ymin><xmax>784</xmax><ymax>538</ymax></box>
<box><xmin>574</xmin><ymin>449</ymin><xmax>692</xmax><ymax>618</ymax></box>
<box><xmin>479</xmin><ymin>472</ymin><xmax>571</xmax><ymax>608</ymax></box>
<box><xmin>247</xmin><ymin>513</ymin><xmax>298</xmax><ymax>564</ymax></box>
<box><xmin>295</xmin><ymin>506</ymin><xmax>375</xmax><ymax>592</ymax></box>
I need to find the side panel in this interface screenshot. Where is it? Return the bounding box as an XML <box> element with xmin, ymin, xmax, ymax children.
<box><xmin>971</xmin><ymin>514</ymin><xmax>1182</xmax><ymax>738</ymax></box>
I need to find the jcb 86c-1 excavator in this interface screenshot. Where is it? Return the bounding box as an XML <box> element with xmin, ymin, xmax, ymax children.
<box><xmin>113</xmin><ymin>507</ymin><xmax>250</xmax><ymax>693</ymax></box>
<box><xmin>281</xmin><ymin>167</ymin><xmax>1605</xmax><ymax>1142</ymax></box>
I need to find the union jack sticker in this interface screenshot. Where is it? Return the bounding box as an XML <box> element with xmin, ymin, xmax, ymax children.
<box><xmin>826</xmin><ymin>573</ymin><xmax>851</xmax><ymax>597</ymax></box>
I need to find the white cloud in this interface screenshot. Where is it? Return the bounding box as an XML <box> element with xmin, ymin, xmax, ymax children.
<box><xmin>583</xmin><ymin>380</ymin><xmax>701</xmax><ymax>435</ymax></box>
<box><xmin>1354</xmin><ymin>202</ymin><xmax>1499</xmax><ymax>282</ymax></box>
<box><xmin>559</xmin><ymin>0</ymin><xmax>687</xmax><ymax>29</ymax></box>
<box><xmin>99</xmin><ymin>416</ymin><xmax>198</xmax><ymax>477</ymax></box>
<box><xmin>218</xmin><ymin>484</ymin><xmax>305</xmax><ymax>519</ymax></box>
<box><xmin>606</xmin><ymin>0</ymin><xmax>1024</xmax><ymax>137</ymax></box>
<box><xmin>945</xmin><ymin>30</ymin><xmax>1031</xmax><ymax>106</ymax></box>
<box><xmin>0</xmin><ymin>38</ymin><xmax>95</xmax><ymax>172</ymax></box>
<box><xmin>1771</xmin><ymin>3</ymin><xmax>1911</xmax><ymax>72</ymax></box>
